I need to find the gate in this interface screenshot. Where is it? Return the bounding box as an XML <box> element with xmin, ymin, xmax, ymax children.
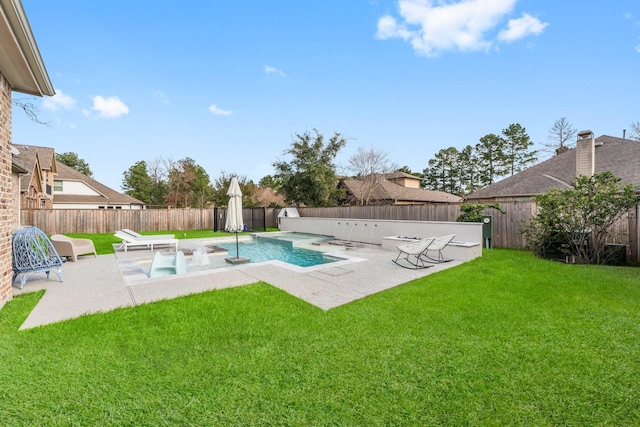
<box><xmin>213</xmin><ymin>207</ymin><xmax>267</xmax><ymax>232</ymax></box>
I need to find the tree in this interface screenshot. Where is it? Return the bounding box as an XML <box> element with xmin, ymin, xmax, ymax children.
<box><xmin>457</xmin><ymin>145</ymin><xmax>482</xmax><ymax>195</ymax></box>
<box><xmin>347</xmin><ymin>146</ymin><xmax>398</xmax><ymax>205</ymax></box>
<box><xmin>456</xmin><ymin>202</ymin><xmax>505</xmax><ymax>222</ymax></box>
<box><xmin>212</xmin><ymin>171</ymin><xmax>257</xmax><ymax>208</ymax></box>
<box><xmin>630</xmin><ymin>121</ymin><xmax>640</xmax><ymax>141</ymax></box>
<box><xmin>273</xmin><ymin>129</ymin><xmax>346</xmax><ymax>206</ymax></box>
<box><xmin>474</xmin><ymin>133</ymin><xmax>506</xmax><ymax>186</ymax></box>
<box><xmin>56</xmin><ymin>152</ymin><xmax>93</xmax><ymax>177</ymax></box>
<box><xmin>122</xmin><ymin>160</ymin><xmax>152</xmax><ymax>203</ymax></box>
<box><xmin>164</xmin><ymin>157</ymin><xmax>213</xmax><ymax>208</ymax></box>
<box><xmin>12</xmin><ymin>97</ymin><xmax>49</xmax><ymax>126</ymax></box>
<box><xmin>545</xmin><ymin>117</ymin><xmax>577</xmax><ymax>155</ymax></box>
<box><xmin>423</xmin><ymin>147</ymin><xmax>463</xmax><ymax>196</ymax></box>
<box><xmin>521</xmin><ymin>172</ymin><xmax>640</xmax><ymax>264</ymax></box>
<box><xmin>396</xmin><ymin>166</ymin><xmax>423</xmax><ymax>179</ymax></box>
<box><xmin>501</xmin><ymin>123</ymin><xmax>537</xmax><ymax>176</ymax></box>
<box><xmin>259</xmin><ymin>175</ymin><xmax>283</xmax><ymax>192</ymax></box>
<box><xmin>146</xmin><ymin>157</ymin><xmax>170</xmax><ymax>207</ymax></box>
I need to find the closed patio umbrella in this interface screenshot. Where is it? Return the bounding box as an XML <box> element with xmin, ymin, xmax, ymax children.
<box><xmin>224</xmin><ymin>177</ymin><xmax>249</xmax><ymax>263</ymax></box>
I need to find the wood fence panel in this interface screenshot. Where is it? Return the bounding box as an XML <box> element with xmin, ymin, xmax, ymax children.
<box><xmin>21</xmin><ymin>207</ymin><xmax>280</xmax><ymax>235</ymax></box>
<box><xmin>20</xmin><ymin>204</ymin><xmax>637</xmax><ymax>262</ymax></box>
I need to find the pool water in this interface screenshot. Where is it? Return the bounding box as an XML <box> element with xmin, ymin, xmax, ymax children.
<box><xmin>216</xmin><ymin>237</ymin><xmax>339</xmax><ymax>267</ymax></box>
<box><xmin>258</xmin><ymin>232</ymin><xmax>331</xmax><ymax>243</ymax></box>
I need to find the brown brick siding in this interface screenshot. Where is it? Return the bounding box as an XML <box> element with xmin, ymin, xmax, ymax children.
<box><xmin>0</xmin><ymin>73</ymin><xmax>14</xmax><ymax>305</ymax></box>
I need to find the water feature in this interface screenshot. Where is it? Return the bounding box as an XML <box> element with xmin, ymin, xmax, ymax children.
<box><xmin>190</xmin><ymin>246</ymin><xmax>210</xmax><ymax>266</ymax></box>
<box><xmin>368</xmin><ymin>223</ymin><xmax>377</xmax><ymax>245</ymax></box>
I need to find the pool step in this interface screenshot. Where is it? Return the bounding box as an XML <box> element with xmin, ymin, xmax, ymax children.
<box><xmin>149</xmin><ymin>251</ymin><xmax>187</xmax><ymax>277</ymax></box>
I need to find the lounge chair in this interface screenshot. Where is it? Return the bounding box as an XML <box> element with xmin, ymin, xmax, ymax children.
<box><xmin>420</xmin><ymin>234</ymin><xmax>456</xmax><ymax>263</ymax></box>
<box><xmin>50</xmin><ymin>234</ymin><xmax>97</xmax><ymax>262</ymax></box>
<box><xmin>114</xmin><ymin>231</ymin><xmax>178</xmax><ymax>252</ymax></box>
<box><xmin>120</xmin><ymin>229</ymin><xmax>175</xmax><ymax>240</ymax></box>
<box><xmin>393</xmin><ymin>237</ymin><xmax>436</xmax><ymax>269</ymax></box>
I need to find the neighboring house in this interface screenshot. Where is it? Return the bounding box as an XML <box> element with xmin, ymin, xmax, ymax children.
<box><xmin>1</xmin><ymin>0</ymin><xmax>55</xmax><ymax>305</ymax></box>
<box><xmin>11</xmin><ymin>144</ymin><xmax>144</xmax><ymax>209</ymax></box>
<box><xmin>465</xmin><ymin>133</ymin><xmax>640</xmax><ymax>203</ymax></box>
<box><xmin>342</xmin><ymin>172</ymin><xmax>462</xmax><ymax>205</ymax></box>
<box><xmin>53</xmin><ymin>162</ymin><xmax>145</xmax><ymax>209</ymax></box>
<box><xmin>11</xmin><ymin>144</ymin><xmax>57</xmax><ymax>208</ymax></box>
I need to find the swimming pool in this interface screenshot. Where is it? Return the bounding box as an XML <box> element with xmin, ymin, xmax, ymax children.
<box><xmin>135</xmin><ymin>233</ymin><xmax>343</xmax><ymax>278</ymax></box>
<box><xmin>216</xmin><ymin>236</ymin><xmax>338</xmax><ymax>267</ymax></box>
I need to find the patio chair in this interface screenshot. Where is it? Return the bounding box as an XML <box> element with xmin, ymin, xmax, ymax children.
<box><xmin>50</xmin><ymin>234</ymin><xmax>97</xmax><ymax>262</ymax></box>
<box><xmin>12</xmin><ymin>227</ymin><xmax>63</xmax><ymax>289</ymax></box>
<box><xmin>114</xmin><ymin>231</ymin><xmax>178</xmax><ymax>252</ymax></box>
<box><xmin>420</xmin><ymin>234</ymin><xmax>456</xmax><ymax>264</ymax></box>
<box><xmin>120</xmin><ymin>229</ymin><xmax>175</xmax><ymax>240</ymax></box>
<box><xmin>392</xmin><ymin>237</ymin><xmax>436</xmax><ymax>269</ymax></box>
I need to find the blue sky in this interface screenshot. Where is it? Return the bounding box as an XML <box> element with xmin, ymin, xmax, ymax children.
<box><xmin>13</xmin><ymin>0</ymin><xmax>640</xmax><ymax>191</ymax></box>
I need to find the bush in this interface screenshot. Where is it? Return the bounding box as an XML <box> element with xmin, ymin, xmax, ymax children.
<box><xmin>522</xmin><ymin>172</ymin><xmax>640</xmax><ymax>264</ymax></box>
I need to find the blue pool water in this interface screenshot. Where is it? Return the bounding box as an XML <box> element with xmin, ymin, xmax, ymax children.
<box><xmin>216</xmin><ymin>237</ymin><xmax>339</xmax><ymax>267</ymax></box>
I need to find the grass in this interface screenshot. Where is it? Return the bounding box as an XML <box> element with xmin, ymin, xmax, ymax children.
<box><xmin>66</xmin><ymin>229</ymin><xmax>269</xmax><ymax>255</ymax></box>
<box><xmin>1</xmin><ymin>249</ymin><xmax>639</xmax><ymax>425</ymax></box>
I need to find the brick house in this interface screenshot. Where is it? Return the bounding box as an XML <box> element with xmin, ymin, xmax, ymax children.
<box><xmin>0</xmin><ymin>0</ymin><xmax>54</xmax><ymax>306</ymax></box>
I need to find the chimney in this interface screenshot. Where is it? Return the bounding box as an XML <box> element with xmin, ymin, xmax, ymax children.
<box><xmin>623</xmin><ymin>129</ymin><xmax>626</xmax><ymax>140</ymax></box>
<box><xmin>576</xmin><ymin>130</ymin><xmax>594</xmax><ymax>177</ymax></box>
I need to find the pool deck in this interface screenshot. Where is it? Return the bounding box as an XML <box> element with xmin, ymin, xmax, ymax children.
<box><xmin>11</xmin><ymin>237</ymin><xmax>468</xmax><ymax>329</ymax></box>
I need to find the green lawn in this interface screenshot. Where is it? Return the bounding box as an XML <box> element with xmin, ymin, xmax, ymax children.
<box><xmin>1</xmin><ymin>249</ymin><xmax>639</xmax><ymax>425</ymax></box>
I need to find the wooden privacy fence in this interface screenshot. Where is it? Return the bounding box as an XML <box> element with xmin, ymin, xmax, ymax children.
<box><xmin>22</xmin><ymin>209</ymin><xmax>212</xmax><ymax>235</ymax></box>
<box><xmin>297</xmin><ymin>202</ymin><xmax>638</xmax><ymax>258</ymax></box>
<box><xmin>20</xmin><ymin>208</ymin><xmax>281</xmax><ymax>235</ymax></box>
<box><xmin>297</xmin><ymin>203</ymin><xmax>535</xmax><ymax>249</ymax></box>
<box><xmin>20</xmin><ymin>203</ymin><xmax>638</xmax><ymax>261</ymax></box>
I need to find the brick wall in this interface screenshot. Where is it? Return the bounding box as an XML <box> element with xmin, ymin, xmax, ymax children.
<box><xmin>0</xmin><ymin>73</ymin><xmax>13</xmax><ymax>305</ymax></box>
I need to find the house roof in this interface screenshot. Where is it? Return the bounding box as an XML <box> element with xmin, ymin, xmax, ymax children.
<box><xmin>344</xmin><ymin>174</ymin><xmax>462</xmax><ymax>204</ymax></box>
<box><xmin>466</xmin><ymin>135</ymin><xmax>640</xmax><ymax>200</ymax></box>
<box><xmin>0</xmin><ymin>0</ymin><xmax>54</xmax><ymax>96</ymax></box>
<box><xmin>54</xmin><ymin>162</ymin><xmax>145</xmax><ymax>206</ymax></box>
<box><xmin>11</xmin><ymin>144</ymin><xmax>55</xmax><ymax>192</ymax></box>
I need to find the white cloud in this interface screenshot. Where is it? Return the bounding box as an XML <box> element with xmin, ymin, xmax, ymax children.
<box><xmin>42</xmin><ymin>89</ymin><xmax>76</xmax><ymax>111</ymax></box>
<box><xmin>85</xmin><ymin>96</ymin><xmax>129</xmax><ymax>119</ymax></box>
<box><xmin>376</xmin><ymin>0</ymin><xmax>548</xmax><ymax>56</ymax></box>
<box><xmin>264</xmin><ymin>65</ymin><xmax>286</xmax><ymax>77</ymax></box>
<box><xmin>208</xmin><ymin>104</ymin><xmax>233</xmax><ymax>116</ymax></box>
<box><xmin>498</xmin><ymin>13</ymin><xmax>548</xmax><ymax>42</ymax></box>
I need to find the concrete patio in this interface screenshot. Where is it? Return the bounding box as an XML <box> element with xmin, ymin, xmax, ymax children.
<box><xmin>11</xmin><ymin>237</ymin><xmax>470</xmax><ymax>329</ymax></box>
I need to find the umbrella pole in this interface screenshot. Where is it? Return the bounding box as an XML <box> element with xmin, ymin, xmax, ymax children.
<box><xmin>235</xmin><ymin>231</ymin><xmax>239</xmax><ymax>259</ymax></box>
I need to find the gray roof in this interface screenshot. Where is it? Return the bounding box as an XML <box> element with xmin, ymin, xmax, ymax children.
<box><xmin>466</xmin><ymin>135</ymin><xmax>640</xmax><ymax>200</ymax></box>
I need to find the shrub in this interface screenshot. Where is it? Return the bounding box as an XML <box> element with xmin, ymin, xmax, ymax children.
<box><xmin>522</xmin><ymin>172</ymin><xmax>640</xmax><ymax>264</ymax></box>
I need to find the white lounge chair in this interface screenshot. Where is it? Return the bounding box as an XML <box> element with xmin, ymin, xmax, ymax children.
<box><xmin>393</xmin><ymin>237</ymin><xmax>436</xmax><ymax>269</ymax></box>
<box><xmin>420</xmin><ymin>234</ymin><xmax>456</xmax><ymax>263</ymax></box>
<box><xmin>114</xmin><ymin>231</ymin><xmax>178</xmax><ymax>252</ymax></box>
<box><xmin>120</xmin><ymin>229</ymin><xmax>175</xmax><ymax>240</ymax></box>
<box><xmin>50</xmin><ymin>234</ymin><xmax>97</xmax><ymax>262</ymax></box>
